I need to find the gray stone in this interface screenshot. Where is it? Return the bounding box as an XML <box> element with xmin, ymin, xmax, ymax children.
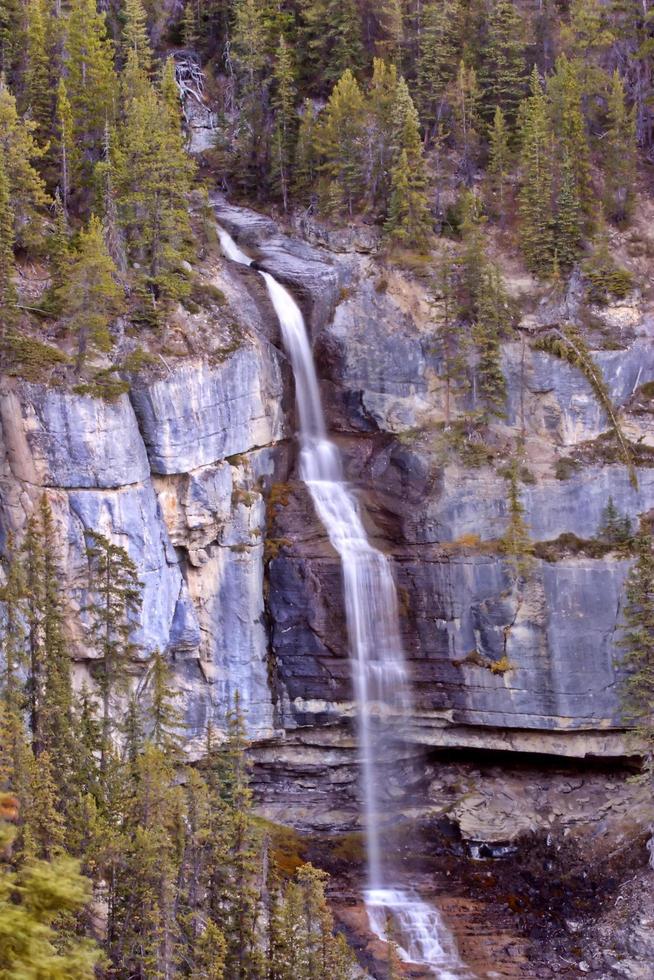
<box><xmin>130</xmin><ymin>351</ymin><xmax>284</xmax><ymax>474</ymax></box>
<box><xmin>0</xmin><ymin>381</ymin><xmax>149</xmax><ymax>488</ymax></box>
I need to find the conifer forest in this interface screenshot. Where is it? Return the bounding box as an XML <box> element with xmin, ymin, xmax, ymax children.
<box><xmin>2</xmin><ymin>0</ymin><xmax>654</xmax><ymax>977</ymax></box>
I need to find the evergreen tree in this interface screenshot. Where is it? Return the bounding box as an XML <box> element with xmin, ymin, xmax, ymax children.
<box><xmin>0</xmin><ymin>537</ymin><xmax>28</xmax><ymax>796</ymax></box>
<box><xmin>271</xmin><ymin>35</ymin><xmax>297</xmax><ymax>213</ymax></box>
<box><xmin>431</xmin><ymin>254</ymin><xmax>468</xmax><ymax>424</ymax></box>
<box><xmin>517</xmin><ymin>67</ymin><xmax>554</xmax><ymax>273</ymax></box>
<box><xmin>55</xmin><ymin>78</ymin><xmax>74</xmax><ymax>214</ymax></box>
<box><xmin>48</xmin><ymin>191</ymin><xmax>71</xmax><ymax>298</ymax></box>
<box><xmin>451</xmin><ymin>60</ymin><xmax>481</xmax><ymax>183</ymax></box>
<box><xmin>114</xmin><ymin>80</ymin><xmax>195</xmax><ymax>297</ymax></box>
<box><xmin>480</xmin><ymin>0</ymin><xmax>527</xmax><ymax>122</ymax></box>
<box><xmin>415</xmin><ymin>0</ymin><xmax>461</xmax><ymax>140</ymax></box>
<box><xmin>553</xmin><ymin>150</ymin><xmax>583</xmax><ymax>270</ymax></box>
<box><xmin>598</xmin><ymin>496</ymin><xmax>632</xmax><ymax>545</ymax></box>
<box><xmin>65</xmin><ymin>0</ymin><xmax>116</xmax><ymax>186</ymax></box>
<box><xmin>620</xmin><ymin>520</ymin><xmax>654</xmax><ymax>753</ymax></box>
<box><xmin>83</xmin><ymin>530</ymin><xmax>142</xmax><ymax>768</ymax></box>
<box><xmin>0</xmin><ymin>146</ymin><xmax>17</xmax><ymax>332</ymax></box>
<box><xmin>121</xmin><ymin>0</ymin><xmax>152</xmax><ymax>77</ymax></box>
<box><xmin>0</xmin><ymin>79</ymin><xmax>49</xmax><ymax>250</ymax></box>
<box><xmin>231</xmin><ymin>0</ymin><xmax>269</xmax><ymax>195</ymax></box>
<box><xmin>293</xmin><ymin>99</ymin><xmax>319</xmax><ymax>203</ymax></box>
<box><xmin>548</xmin><ymin>55</ymin><xmax>592</xmax><ymax>215</ymax></box>
<box><xmin>316</xmin><ymin>69</ymin><xmax>366</xmax><ymax>216</ymax></box>
<box><xmin>24</xmin><ymin>0</ymin><xmax>53</xmax><ymax>144</ymax></box>
<box><xmin>472</xmin><ymin>264</ymin><xmax>509</xmax><ymax>417</ymax></box>
<box><xmin>0</xmin><ymin>848</ymin><xmax>102</xmax><ymax>977</ymax></box>
<box><xmin>487</xmin><ymin>105</ymin><xmax>511</xmax><ymax>220</ymax></box>
<box><xmin>298</xmin><ymin>0</ymin><xmax>364</xmax><ymax>91</ymax></box>
<box><xmin>0</xmin><ymin>0</ymin><xmax>23</xmax><ymax>84</ymax></box>
<box><xmin>604</xmin><ymin>70</ymin><xmax>637</xmax><ymax>223</ymax></box>
<box><xmin>501</xmin><ymin>462</ymin><xmax>533</xmax><ymax>578</ymax></box>
<box><xmin>57</xmin><ymin>214</ymin><xmax>124</xmax><ymax>371</ymax></box>
<box><xmin>364</xmin><ymin>58</ymin><xmax>399</xmax><ymax>213</ymax></box>
<box><xmin>143</xmin><ymin>649</ymin><xmax>184</xmax><ymax>756</ymax></box>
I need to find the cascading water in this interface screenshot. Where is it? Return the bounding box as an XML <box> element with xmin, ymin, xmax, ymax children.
<box><xmin>218</xmin><ymin>225</ymin><xmax>467</xmax><ymax>978</ymax></box>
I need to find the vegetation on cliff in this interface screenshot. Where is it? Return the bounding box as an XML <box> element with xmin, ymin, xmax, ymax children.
<box><xmin>0</xmin><ymin>499</ymin><xmax>353</xmax><ymax>978</ymax></box>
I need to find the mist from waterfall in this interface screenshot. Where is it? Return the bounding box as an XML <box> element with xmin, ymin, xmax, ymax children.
<box><xmin>218</xmin><ymin>225</ymin><xmax>467</xmax><ymax>978</ymax></box>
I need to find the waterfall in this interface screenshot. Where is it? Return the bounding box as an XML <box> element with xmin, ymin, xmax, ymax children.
<box><xmin>218</xmin><ymin>225</ymin><xmax>467</xmax><ymax>978</ymax></box>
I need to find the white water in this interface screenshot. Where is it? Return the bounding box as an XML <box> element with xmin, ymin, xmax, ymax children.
<box><xmin>218</xmin><ymin>225</ymin><xmax>466</xmax><ymax>978</ymax></box>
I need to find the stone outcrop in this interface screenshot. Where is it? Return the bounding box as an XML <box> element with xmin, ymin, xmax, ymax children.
<box><xmin>2</xmin><ymin>201</ymin><xmax>654</xmax><ymax>795</ymax></box>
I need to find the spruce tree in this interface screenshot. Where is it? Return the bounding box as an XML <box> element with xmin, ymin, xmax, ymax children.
<box><xmin>487</xmin><ymin>105</ymin><xmax>511</xmax><ymax>221</ymax></box>
<box><xmin>501</xmin><ymin>462</ymin><xmax>534</xmax><ymax>579</ymax></box>
<box><xmin>548</xmin><ymin>55</ymin><xmax>592</xmax><ymax>216</ymax></box>
<box><xmin>65</xmin><ymin>0</ymin><xmax>116</xmax><ymax>185</ymax></box>
<box><xmin>57</xmin><ymin>214</ymin><xmax>124</xmax><ymax>372</ymax></box>
<box><xmin>0</xmin><ymin>79</ymin><xmax>49</xmax><ymax>250</ymax></box>
<box><xmin>0</xmin><ymin>146</ymin><xmax>17</xmax><ymax>332</ymax></box>
<box><xmin>298</xmin><ymin>0</ymin><xmax>364</xmax><ymax>91</ymax></box>
<box><xmin>271</xmin><ymin>35</ymin><xmax>297</xmax><ymax>213</ymax></box>
<box><xmin>0</xmin><ymin>849</ymin><xmax>102</xmax><ymax>977</ymax></box>
<box><xmin>472</xmin><ymin>264</ymin><xmax>509</xmax><ymax>417</ymax></box>
<box><xmin>480</xmin><ymin>0</ymin><xmax>527</xmax><ymax>123</ymax></box>
<box><xmin>24</xmin><ymin>0</ymin><xmax>53</xmax><ymax>145</ymax></box>
<box><xmin>553</xmin><ymin>150</ymin><xmax>583</xmax><ymax>270</ymax></box>
<box><xmin>604</xmin><ymin>70</ymin><xmax>637</xmax><ymax>224</ymax></box>
<box><xmin>364</xmin><ymin>58</ymin><xmax>399</xmax><ymax>214</ymax></box>
<box><xmin>620</xmin><ymin>520</ymin><xmax>654</xmax><ymax>753</ymax></box>
<box><xmin>83</xmin><ymin>530</ymin><xmax>142</xmax><ymax>769</ymax></box>
<box><xmin>55</xmin><ymin>78</ymin><xmax>74</xmax><ymax>214</ymax></box>
<box><xmin>451</xmin><ymin>60</ymin><xmax>481</xmax><ymax>184</ymax></box>
<box><xmin>293</xmin><ymin>99</ymin><xmax>318</xmax><ymax>203</ymax></box>
<box><xmin>114</xmin><ymin>80</ymin><xmax>195</xmax><ymax>297</ymax></box>
<box><xmin>517</xmin><ymin>67</ymin><xmax>554</xmax><ymax>274</ymax></box>
<box><xmin>316</xmin><ymin>69</ymin><xmax>366</xmax><ymax>216</ymax></box>
<box><xmin>431</xmin><ymin>254</ymin><xmax>468</xmax><ymax>424</ymax></box>
<box><xmin>415</xmin><ymin>0</ymin><xmax>461</xmax><ymax>140</ymax></box>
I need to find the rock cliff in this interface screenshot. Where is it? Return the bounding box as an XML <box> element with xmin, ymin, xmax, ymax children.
<box><xmin>2</xmin><ymin>200</ymin><xmax>653</xmax><ymax>845</ymax></box>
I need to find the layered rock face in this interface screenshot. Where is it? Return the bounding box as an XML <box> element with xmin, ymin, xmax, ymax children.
<box><xmin>2</xmin><ymin>201</ymin><xmax>654</xmax><ymax>829</ymax></box>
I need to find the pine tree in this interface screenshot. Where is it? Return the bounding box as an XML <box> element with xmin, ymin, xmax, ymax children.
<box><xmin>620</xmin><ymin>520</ymin><xmax>654</xmax><ymax>753</ymax></box>
<box><xmin>548</xmin><ymin>55</ymin><xmax>592</xmax><ymax>215</ymax></box>
<box><xmin>517</xmin><ymin>67</ymin><xmax>554</xmax><ymax>273</ymax></box>
<box><xmin>293</xmin><ymin>99</ymin><xmax>319</xmax><ymax>203</ymax></box>
<box><xmin>65</xmin><ymin>0</ymin><xmax>116</xmax><ymax>185</ymax></box>
<box><xmin>121</xmin><ymin>0</ymin><xmax>152</xmax><ymax>76</ymax></box>
<box><xmin>83</xmin><ymin>530</ymin><xmax>142</xmax><ymax>769</ymax></box>
<box><xmin>0</xmin><ymin>146</ymin><xmax>17</xmax><ymax>332</ymax></box>
<box><xmin>48</xmin><ymin>191</ymin><xmax>70</xmax><ymax>298</ymax></box>
<box><xmin>365</xmin><ymin>59</ymin><xmax>400</xmax><ymax>213</ymax></box>
<box><xmin>0</xmin><ymin>79</ymin><xmax>49</xmax><ymax>250</ymax></box>
<box><xmin>271</xmin><ymin>35</ymin><xmax>297</xmax><ymax>212</ymax></box>
<box><xmin>24</xmin><ymin>0</ymin><xmax>53</xmax><ymax>144</ymax></box>
<box><xmin>38</xmin><ymin>496</ymin><xmax>76</xmax><ymax>789</ymax></box>
<box><xmin>55</xmin><ymin>78</ymin><xmax>74</xmax><ymax>214</ymax></box>
<box><xmin>487</xmin><ymin>105</ymin><xmax>511</xmax><ymax>221</ymax></box>
<box><xmin>598</xmin><ymin>496</ymin><xmax>632</xmax><ymax>545</ymax></box>
<box><xmin>21</xmin><ymin>515</ymin><xmax>46</xmax><ymax>757</ymax></box>
<box><xmin>316</xmin><ymin>69</ymin><xmax>366</xmax><ymax>216</ymax></box>
<box><xmin>431</xmin><ymin>254</ymin><xmax>468</xmax><ymax>424</ymax></box>
<box><xmin>231</xmin><ymin>0</ymin><xmax>269</xmax><ymax>195</ymax></box>
<box><xmin>57</xmin><ymin>214</ymin><xmax>124</xmax><ymax>372</ymax></box>
<box><xmin>472</xmin><ymin>264</ymin><xmax>510</xmax><ymax>417</ymax></box>
<box><xmin>0</xmin><ymin>849</ymin><xmax>102</xmax><ymax>977</ymax></box>
<box><xmin>298</xmin><ymin>0</ymin><xmax>364</xmax><ymax>91</ymax></box>
<box><xmin>553</xmin><ymin>150</ymin><xmax>583</xmax><ymax>270</ymax></box>
<box><xmin>374</xmin><ymin>0</ymin><xmax>404</xmax><ymax>65</ymax></box>
<box><xmin>114</xmin><ymin>81</ymin><xmax>195</xmax><ymax>297</ymax></box>
<box><xmin>0</xmin><ymin>537</ymin><xmax>28</xmax><ymax>796</ymax></box>
<box><xmin>501</xmin><ymin>462</ymin><xmax>534</xmax><ymax>578</ymax></box>
<box><xmin>604</xmin><ymin>70</ymin><xmax>637</xmax><ymax>224</ymax></box>
<box><xmin>480</xmin><ymin>0</ymin><xmax>527</xmax><ymax>122</ymax></box>
<box><xmin>143</xmin><ymin>649</ymin><xmax>184</xmax><ymax>756</ymax></box>
<box><xmin>415</xmin><ymin>0</ymin><xmax>461</xmax><ymax>140</ymax></box>
<box><xmin>0</xmin><ymin>0</ymin><xmax>24</xmax><ymax>84</ymax></box>
<box><xmin>451</xmin><ymin>60</ymin><xmax>481</xmax><ymax>184</ymax></box>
